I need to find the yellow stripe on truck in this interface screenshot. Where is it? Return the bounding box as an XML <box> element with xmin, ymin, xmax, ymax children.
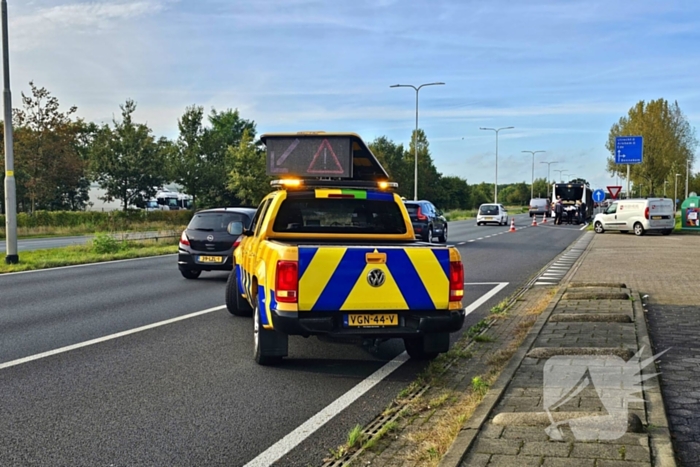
<box><xmin>405</xmin><ymin>248</ymin><xmax>450</xmax><ymax>309</ymax></box>
<box><xmin>341</xmin><ymin>263</ymin><xmax>409</xmax><ymax>311</ymax></box>
<box><xmin>298</xmin><ymin>247</ymin><xmax>346</xmax><ymax>310</ymax></box>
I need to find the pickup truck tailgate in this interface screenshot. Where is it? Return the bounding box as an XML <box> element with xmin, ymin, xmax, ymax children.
<box><xmin>298</xmin><ymin>246</ymin><xmax>451</xmax><ymax>312</ymax></box>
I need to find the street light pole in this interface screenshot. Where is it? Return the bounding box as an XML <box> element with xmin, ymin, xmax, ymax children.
<box><xmin>675</xmin><ymin>173</ymin><xmax>682</xmax><ymax>213</ymax></box>
<box><xmin>686</xmin><ymin>159</ymin><xmax>691</xmax><ymax>200</ymax></box>
<box><xmin>540</xmin><ymin>161</ymin><xmax>557</xmax><ymax>184</ymax></box>
<box><xmin>479</xmin><ymin>126</ymin><xmax>514</xmax><ymax>204</ymax></box>
<box><xmin>664</xmin><ymin>180</ymin><xmax>668</xmax><ymax>198</ymax></box>
<box><xmin>390</xmin><ymin>82</ymin><xmax>445</xmax><ymax>200</ymax></box>
<box><xmin>2</xmin><ymin>0</ymin><xmax>18</xmax><ymax>264</ymax></box>
<box><xmin>554</xmin><ymin>169</ymin><xmax>567</xmax><ymax>183</ymax></box>
<box><xmin>522</xmin><ymin>150</ymin><xmax>545</xmax><ymax>200</ymax></box>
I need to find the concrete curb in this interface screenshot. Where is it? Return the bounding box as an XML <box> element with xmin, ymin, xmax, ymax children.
<box><xmin>438</xmin><ymin>285</ymin><xmax>565</xmax><ymax>467</ymax></box>
<box><xmin>632</xmin><ymin>293</ymin><xmax>678</xmax><ymax>467</ymax></box>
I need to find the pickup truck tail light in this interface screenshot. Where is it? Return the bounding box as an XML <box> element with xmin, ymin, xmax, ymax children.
<box><xmin>644</xmin><ymin>207</ymin><xmax>649</xmax><ymax>219</ymax></box>
<box><xmin>179</xmin><ymin>231</ymin><xmax>190</xmax><ymax>246</ymax></box>
<box><xmin>416</xmin><ymin>206</ymin><xmax>428</xmax><ymax>221</ymax></box>
<box><xmin>449</xmin><ymin>261</ymin><xmax>464</xmax><ymax>302</ymax></box>
<box><xmin>276</xmin><ymin>260</ymin><xmax>298</xmax><ymax>303</ymax></box>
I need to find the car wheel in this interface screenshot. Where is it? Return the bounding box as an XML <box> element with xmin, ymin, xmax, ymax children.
<box><xmin>437</xmin><ymin>225</ymin><xmax>447</xmax><ymax>243</ymax></box>
<box><xmin>633</xmin><ymin>223</ymin><xmax>645</xmax><ymax>236</ymax></box>
<box><xmin>253</xmin><ymin>302</ymin><xmax>286</xmax><ymax>366</ymax></box>
<box><xmin>594</xmin><ymin>222</ymin><xmax>604</xmax><ymax>234</ymax></box>
<box><xmin>403</xmin><ymin>337</ymin><xmax>439</xmax><ymax>360</ymax></box>
<box><xmin>477</xmin><ymin>222</ymin><xmax>482</xmax><ymax>226</ymax></box>
<box><xmin>180</xmin><ymin>269</ymin><xmax>201</xmax><ymax>279</ymax></box>
<box><xmin>225</xmin><ymin>269</ymin><xmax>253</xmax><ymax>316</ymax></box>
<box><xmin>427</xmin><ymin>227</ymin><xmax>434</xmax><ymax>243</ymax></box>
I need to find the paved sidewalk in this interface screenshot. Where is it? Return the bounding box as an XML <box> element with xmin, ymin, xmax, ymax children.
<box><xmin>442</xmin><ymin>232</ymin><xmax>686</xmax><ymax>467</ymax></box>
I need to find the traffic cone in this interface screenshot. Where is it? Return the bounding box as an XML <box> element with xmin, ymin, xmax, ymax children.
<box><xmin>531</xmin><ymin>215</ymin><xmax>538</xmax><ymax>226</ymax></box>
<box><xmin>509</xmin><ymin>218</ymin><xmax>516</xmax><ymax>232</ymax></box>
<box><xmin>542</xmin><ymin>212</ymin><xmax>547</xmax><ymax>224</ymax></box>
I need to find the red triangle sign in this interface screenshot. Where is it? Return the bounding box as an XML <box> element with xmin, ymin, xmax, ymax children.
<box><xmin>307</xmin><ymin>139</ymin><xmax>345</xmax><ymax>174</ymax></box>
<box><xmin>607</xmin><ymin>185</ymin><xmax>622</xmax><ymax>199</ymax></box>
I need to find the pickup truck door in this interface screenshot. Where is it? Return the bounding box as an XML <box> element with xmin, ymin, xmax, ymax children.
<box><xmin>242</xmin><ymin>199</ymin><xmax>272</xmax><ymax>300</ymax></box>
<box><xmin>297</xmin><ymin>246</ymin><xmax>451</xmax><ymax>312</ymax></box>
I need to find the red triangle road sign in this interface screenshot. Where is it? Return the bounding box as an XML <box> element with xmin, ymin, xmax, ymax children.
<box><xmin>607</xmin><ymin>185</ymin><xmax>622</xmax><ymax>199</ymax></box>
<box><xmin>307</xmin><ymin>139</ymin><xmax>345</xmax><ymax>174</ymax></box>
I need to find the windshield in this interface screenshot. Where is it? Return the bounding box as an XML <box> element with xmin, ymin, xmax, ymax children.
<box><xmin>273</xmin><ymin>198</ymin><xmax>407</xmax><ymax>234</ymax></box>
<box><xmin>479</xmin><ymin>205</ymin><xmax>499</xmax><ymax>215</ymax></box>
<box><xmin>188</xmin><ymin>212</ymin><xmax>250</xmax><ymax>232</ymax></box>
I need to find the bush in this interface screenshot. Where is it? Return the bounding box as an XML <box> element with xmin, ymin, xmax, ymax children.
<box><xmin>91</xmin><ymin>234</ymin><xmax>124</xmax><ymax>254</ymax></box>
<box><xmin>0</xmin><ymin>210</ymin><xmax>192</xmax><ymax>231</ymax></box>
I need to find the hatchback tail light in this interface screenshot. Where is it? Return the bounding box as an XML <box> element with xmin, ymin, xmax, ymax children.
<box><xmin>179</xmin><ymin>231</ymin><xmax>190</xmax><ymax>246</ymax></box>
<box><xmin>416</xmin><ymin>206</ymin><xmax>428</xmax><ymax>221</ymax></box>
<box><xmin>276</xmin><ymin>261</ymin><xmax>298</xmax><ymax>303</ymax></box>
<box><xmin>233</xmin><ymin>235</ymin><xmax>243</xmax><ymax>249</ymax></box>
<box><xmin>449</xmin><ymin>261</ymin><xmax>464</xmax><ymax>302</ymax></box>
<box><xmin>644</xmin><ymin>207</ymin><xmax>649</xmax><ymax>220</ymax></box>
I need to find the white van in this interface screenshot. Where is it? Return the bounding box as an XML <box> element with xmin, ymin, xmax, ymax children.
<box><xmin>593</xmin><ymin>198</ymin><xmax>674</xmax><ymax>236</ymax></box>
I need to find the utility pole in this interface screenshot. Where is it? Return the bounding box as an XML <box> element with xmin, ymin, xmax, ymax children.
<box><xmin>686</xmin><ymin>159</ymin><xmax>691</xmax><ymax>200</ymax></box>
<box><xmin>675</xmin><ymin>173</ymin><xmax>681</xmax><ymax>213</ymax></box>
<box><xmin>522</xmin><ymin>150</ymin><xmax>545</xmax><ymax>200</ymax></box>
<box><xmin>479</xmin><ymin>126</ymin><xmax>514</xmax><ymax>204</ymax></box>
<box><xmin>2</xmin><ymin>0</ymin><xmax>18</xmax><ymax>264</ymax></box>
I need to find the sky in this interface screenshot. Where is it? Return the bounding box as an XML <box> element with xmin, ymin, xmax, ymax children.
<box><xmin>6</xmin><ymin>0</ymin><xmax>700</xmax><ymax>194</ymax></box>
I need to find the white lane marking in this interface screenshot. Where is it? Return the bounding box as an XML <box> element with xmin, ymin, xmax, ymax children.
<box><xmin>0</xmin><ymin>254</ymin><xmax>177</xmax><ymax>278</ymax></box>
<box><xmin>468</xmin><ymin>240</ymin><xmax>475</xmax><ymax>243</ymax></box>
<box><xmin>477</xmin><ymin>237</ymin><xmax>484</xmax><ymax>240</ymax></box>
<box><xmin>0</xmin><ymin>305</ymin><xmax>225</xmax><ymax>370</ymax></box>
<box><xmin>579</xmin><ymin>223</ymin><xmax>589</xmax><ymax>231</ymax></box>
<box><xmin>458</xmin><ymin>242</ymin><xmax>466</xmax><ymax>245</ymax></box>
<box><xmin>243</xmin><ymin>282</ymin><xmax>509</xmax><ymax>467</ymax></box>
<box><xmin>535</xmin><ymin>281</ymin><xmax>557</xmax><ymax>286</ymax></box>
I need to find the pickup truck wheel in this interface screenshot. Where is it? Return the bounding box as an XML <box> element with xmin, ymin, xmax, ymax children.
<box><xmin>403</xmin><ymin>337</ymin><xmax>439</xmax><ymax>360</ymax></box>
<box><xmin>253</xmin><ymin>304</ymin><xmax>287</xmax><ymax>366</ymax></box>
<box><xmin>225</xmin><ymin>270</ymin><xmax>253</xmax><ymax>316</ymax></box>
<box><xmin>180</xmin><ymin>269</ymin><xmax>201</xmax><ymax>280</ymax></box>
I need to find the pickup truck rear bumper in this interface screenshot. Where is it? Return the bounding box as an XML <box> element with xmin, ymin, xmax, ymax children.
<box><xmin>271</xmin><ymin>310</ymin><xmax>465</xmax><ymax>338</ymax></box>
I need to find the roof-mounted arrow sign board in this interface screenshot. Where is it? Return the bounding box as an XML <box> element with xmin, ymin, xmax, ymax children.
<box><xmin>264</xmin><ymin>136</ymin><xmax>353</xmax><ymax>178</ymax></box>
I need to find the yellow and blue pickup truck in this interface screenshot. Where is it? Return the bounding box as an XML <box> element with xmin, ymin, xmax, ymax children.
<box><xmin>224</xmin><ymin>132</ymin><xmax>465</xmax><ymax>365</ymax></box>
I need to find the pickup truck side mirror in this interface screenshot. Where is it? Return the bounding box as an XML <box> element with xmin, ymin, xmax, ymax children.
<box><xmin>227</xmin><ymin>221</ymin><xmax>244</xmax><ymax>236</ymax></box>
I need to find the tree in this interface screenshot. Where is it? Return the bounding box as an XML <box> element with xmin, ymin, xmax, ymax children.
<box><xmin>532</xmin><ymin>178</ymin><xmax>551</xmax><ymax>199</ymax></box>
<box><xmin>228</xmin><ymin>130</ymin><xmax>270</xmax><ymax>206</ymax></box>
<box><xmin>438</xmin><ymin>176</ymin><xmax>470</xmax><ymax>210</ymax></box>
<box><xmin>407</xmin><ymin>129</ymin><xmax>442</xmax><ymax>202</ymax></box>
<box><xmin>606</xmin><ymin>99</ymin><xmax>697</xmax><ymax>196</ymax></box>
<box><xmin>11</xmin><ymin>82</ymin><xmax>87</xmax><ymax>212</ymax></box>
<box><xmin>170</xmin><ymin>105</ymin><xmax>207</xmax><ymax>209</ymax></box>
<box><xmin>90</xmin><ymin>100</ymin><xmax>169</xmax><ymax>211</ymax></box>
<box><xmin>369</xmin><ymin>136</ymin><xmax>411</xmax><ymax>198</ymax></box>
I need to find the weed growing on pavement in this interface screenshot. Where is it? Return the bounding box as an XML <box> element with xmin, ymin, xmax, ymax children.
<box><xmin>489</xmin><ymin>299</ymin><xmax>510</xmax><ymax>315</ymax></box>
<box><xmin>347</xmin><ymin>424</ymin><xmax>364</xmax><ymax>448</ymax></box>
<box><xmin>361</xmin><ymin>421</ymin><xmax>399</xmax><ymax>451</ymax></box>
<box><xmin>619</xmin><ymin>445</ymin><xmax>626</xmax><ymax>460</ymax></box>
<box><xmin>467</xmin><ymin>319</ymin><xmax>489</xmax><ymax>338</ymax></box>
<box><xmin>471</xmin><ymin>376</ymin><xmax>489</xmax><ymax>395</ymax></box>
<box><xmin>474</xmin><ymin>334</ymin><xmax>496</xmax><ymax>343</ymax></box>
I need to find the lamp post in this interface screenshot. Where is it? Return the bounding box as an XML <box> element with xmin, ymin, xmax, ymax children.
<box><xmin>686</xmin><ymin>159</ymin><xmax>691</xmax><ymax>200</ymax></box>
<box><xmin>664</xmin><ymin>180</ymin><xmax>668</xmax><ymax>198</ymax></box>
<box><xmin>522</xmin><ymin>150</ymin><xmax>545</xmax><ymax>200</ymax></box>
<box><xmin>390</xmin><ymin>82</ymin><xmax>445</xmax><ymax>200</ymax></box>
<box><xmin>540</xmin><ymin>161</ymin><xmax>557</xmax><ymax>184</ymax></box>
<box><xmin>675</xmin><ymin>173</ymin><xmax>682</xmax><ymax>213</ymax></box>
<box><xmin>554</xmin><ymin>169</ymin><xmax>567</xmax><ymax>183</ymax></box>
<box><xmin>479</xmin><ymin>126</ymin><xmax>514</xmax><ymax>203</ymax></box>
<box><xmin>2</xmin><ymin>0</ymin><xmax>18</xmax><ymax>264</ymax></box>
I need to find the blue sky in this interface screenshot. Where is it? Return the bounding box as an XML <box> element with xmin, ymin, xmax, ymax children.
<box><xmin>8</xmin><ymin>0</ymin><xmax>700</xmax><ymax>192</ymax></box>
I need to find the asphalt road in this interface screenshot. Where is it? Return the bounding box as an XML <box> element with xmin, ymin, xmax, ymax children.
<box><xmin>0</xmin><ymin>235</ymin><xmax>95</xmax><ymax>252</ymax></box>
<box><xmin>0</xmin><ymin>213</ymin><xmax>586</xmax><ymax>466</ymax></box>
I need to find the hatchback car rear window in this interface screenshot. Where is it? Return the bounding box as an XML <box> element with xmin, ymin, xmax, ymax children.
<box><xmin>188</xmin><ymin>212</ymin><xmax>250</xmax><ymax>232</ymax></box>
<box><xmin>404</xmin><ymin>204</ymin><xmax>419</xmax><ymax>215</ymax></box>
<box><xmin>479</xmin><ymin>205</ymin><xmax>499</xmax><ymax>215</ymax></box>
<box><xmin>273</xmin><ymin>198</ymin><xmax>407</xmax><ymax>234</ymax></box>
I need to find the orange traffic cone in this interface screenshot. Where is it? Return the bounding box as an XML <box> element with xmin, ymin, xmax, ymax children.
<box><xmin>531</xmin><ymin>215</ymin><xmax>538</xmax><ymax>226</ymax></box>
<box><xmin>509</xmin><ymin>218</ymin><xmax>516</xmax><ymax>232</ymax></box>
<box><xmin>542</xmin><ymin>213</ymin><xmax>547</xmax><ymax>224</ymax></box>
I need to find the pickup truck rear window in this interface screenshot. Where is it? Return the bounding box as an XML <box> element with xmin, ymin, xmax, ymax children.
<box><xmin>273</xmin><ymin>198</ymin><xmax>407</xmax><ymax>234</ymax></box>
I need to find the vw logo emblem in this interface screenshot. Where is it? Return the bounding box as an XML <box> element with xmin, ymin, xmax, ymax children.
<box><xmin>206</xmin><ymin>235</ymin><xmax>214</xmax><ymax>241</ymax></box>
<box><xmin>367</xmin><ymin>269</ymin><xmax>385</xmax><ymax>287</ymax></box>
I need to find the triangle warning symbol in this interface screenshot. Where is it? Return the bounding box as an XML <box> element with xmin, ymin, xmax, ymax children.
<box><xmin>307</xmin><ymin>139</ymin><xmax>345</xmax><ymax>174</ymax></box>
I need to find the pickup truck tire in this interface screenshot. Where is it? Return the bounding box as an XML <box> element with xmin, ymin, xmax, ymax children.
<box><xmin>403</xmin><ymin>333</ymin><xmax>449</xmax><ymax>360</ymax></box>
<box><xmin>254</xmin><ymin>304</ymin><xmax>287</xmax><ymax>365</ymax></box>
<box><xmin>225</xmin><ymin>270</ymin><xmax>253</xmax><ymax>316</ymax></box>
<box><xmin>180</xmin><ymin>269</ymin><xmax>201</xmax><ymax>279</ymax></box>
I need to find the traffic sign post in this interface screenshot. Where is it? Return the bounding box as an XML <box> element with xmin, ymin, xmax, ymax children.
<box><xmin>615</xmin><ymin>136</ymin><xmax>643</xmax><ymax>199</ymax></box>
<box><xmin>593</xmin><ymin>189</ymin><xmax>605</xmax><ymax>203</ymax></box>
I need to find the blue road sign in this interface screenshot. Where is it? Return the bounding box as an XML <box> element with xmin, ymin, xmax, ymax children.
<box><xmin>615</xmin><ymin>136</ymin><xmax>643</xmax><ymax>164</ymax></box>
<box><xmin>593</xmin><ymin>189</ymin><xmax>605</xmax><ymax>203</ymax></box>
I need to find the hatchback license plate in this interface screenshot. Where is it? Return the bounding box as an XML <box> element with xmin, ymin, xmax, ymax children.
<box><xmin>346</xmin><ymin>314</ymin><xmax>398</xmax><ymax>327</ymax></box>
<box><xmin>198</xmin><ymin>255</ymin><xmax>223</xmax><ymax>263</ymax></box>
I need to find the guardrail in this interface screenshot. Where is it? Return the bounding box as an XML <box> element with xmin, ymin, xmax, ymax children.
<box><xmin>109</xmin><ymin>230</ymin><xmax>181</xmax><ymax>242</ymax></box>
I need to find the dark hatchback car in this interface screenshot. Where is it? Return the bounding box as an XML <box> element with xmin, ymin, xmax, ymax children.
<box><xmin>178</xmin><ymin>207</ymin><xmax>256</xmax><ymax>279</ymax></box>
<box><xmin>403</xmin><ymin>200</ymin><xmax>448</xmax><ymax>243</ymax></box>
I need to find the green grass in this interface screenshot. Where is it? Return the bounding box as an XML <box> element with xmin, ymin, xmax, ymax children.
<box><xmin>444</xmin><ymin>209</ymin><xmax>476</xmax><ymax>221</ymax></box>
<box><xmin>471</xmin><ymin>376</ymin><xmax>490</xmax><ymax>396</ymax></box>
<box><xmin>0</xmin><ymin>240</ymin><xmax>178</xmax><ymax>274</ymax></box>
<box><xmin>0</xmin><ymin>221</ymin><xmax>186</xmax><ymax>240</ymax></box>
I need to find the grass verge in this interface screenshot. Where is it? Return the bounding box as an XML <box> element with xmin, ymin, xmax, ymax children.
<box><xmin>0</xmin><ymin>239</ymin><xmax>178</xmax><ymax>274</ymax></box>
